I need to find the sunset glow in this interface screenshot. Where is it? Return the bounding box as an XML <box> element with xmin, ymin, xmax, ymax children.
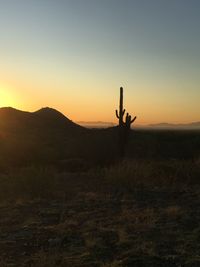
<box><xmin>0</xmin><ymin>84</ymin><xmax>17</xmax><ymax>108</ymax></box>
<box><xmin>0</xmin><ymin>1</ymin><xmax>199</xmax><ymax>125</ymax></box>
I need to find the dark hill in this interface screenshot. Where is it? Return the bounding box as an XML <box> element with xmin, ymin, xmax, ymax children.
<box><xmin>0</xmin><ymin>107</ymin><xmax>119</xmax><ymax>170</ymax></box>
<box><xmin>0</xmin><ymin>107</ymin><xmax>85</xmax><ymax>134</ymax></box>
<box><xmin>0</xmin><ymin>107</ymin><xmax>30</xmax><ymax>130</ymax></box>
<box><xmin>0</xmin><ymin>107</ymin><xmax>93</xmax><ymax>169</ymax></box>
<box><xmin>34</xmin><ymin>107</ymin><xmax>78</xmax><ymax>127</ymax></box>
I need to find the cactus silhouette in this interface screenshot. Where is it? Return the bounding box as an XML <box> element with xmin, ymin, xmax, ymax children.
<box><xmin>115</xmin><ymin>87</ymin><xmax>126</xmax><ymax>127</ymax></box>
<box><xmin>115</xmin><ymin>87</ymin><xmax>137</xmax><ymax>157</ymax></box>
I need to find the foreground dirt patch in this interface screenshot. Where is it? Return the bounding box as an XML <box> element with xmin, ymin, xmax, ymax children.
<box><xmin>0</xmin><ymin>188</ymin><xmax>200</xmax><ymax>267</ymax></box>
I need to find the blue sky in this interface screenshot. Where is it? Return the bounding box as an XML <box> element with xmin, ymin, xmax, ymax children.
<box><xmin>0</xmin><ymin>0</ymin><xmax>199</xmax><ymax>123</ymax></box>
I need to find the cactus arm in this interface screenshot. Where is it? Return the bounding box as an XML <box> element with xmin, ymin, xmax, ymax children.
<box><xmin>116</xmin><ymin>110</ymin><xmax>119</xmax><ymax>118</ymax></box>
<box><xmin>131</xmin><ymin>116</ymin><xmax>137</xmax><ymax>124</ymax></box>
<box><xmin>122</xmin><ymin>109</ymin><xmax>126</xmax><ymax>116</ymax></box>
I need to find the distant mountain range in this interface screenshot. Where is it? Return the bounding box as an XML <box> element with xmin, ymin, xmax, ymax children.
<box><xmin>77</xmin><ymin>120</ymin><xmax>200</xmax><ymax>129</ymax></box>
<box><xmin>1</xmin><ymin>107</ymin><xmax>199</xmax><ymax>130</ymax></box>
<box><xmin>148</xmin><ymin>122</ymin><xmax>200</xmax><ymax>129</ymax></box>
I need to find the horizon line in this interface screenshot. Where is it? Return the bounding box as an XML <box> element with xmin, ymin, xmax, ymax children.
<box><xmin>0</xmin><ymin>106</ymin><xmax>199</xmax><ymax>127</ymax></box>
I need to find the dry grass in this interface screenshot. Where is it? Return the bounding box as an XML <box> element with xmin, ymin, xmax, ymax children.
<box><xmin>30</xmin><ymin>250</ymin><xmax>64</xmax><ymax>267</ymax></box>
<box><xmin>104</xmin><ymin>159</ymin><xmax>200</xmax><ymax>191</ymax></box>
<box><xmin>0</xmin><ymin>166</ymin><xmax>58</xmax><ymax>201</ymax></box>
<box><xmin>0</xmin><ymin>158</ymin><xmax>200</xmax><ymax>202</ymax></box>
<box><xmin>165</xmin><ymin>205</ymin><xmax>183</xmax><ymax>219</ymax></box>
<box><xmin>0</xmin><ymin>158</ymin><xmax>200</xmax><ymax>266</ymax></box>
<box><xmin>120</xmin><ymin>207</ymin><xmax>157</xmax><ymax>229</ymax></box>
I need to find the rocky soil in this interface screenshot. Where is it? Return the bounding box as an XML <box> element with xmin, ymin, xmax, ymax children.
<box><xmin>0</xmin><ymin>187</ymin><xmax>200</xmax><ymax>267</ymax></box>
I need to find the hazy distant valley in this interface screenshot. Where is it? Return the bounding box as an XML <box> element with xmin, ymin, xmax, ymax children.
<box><xmin>78</xmin><ymin>120</ymin><xmax>200</xmax><ymax>130</ymax></box>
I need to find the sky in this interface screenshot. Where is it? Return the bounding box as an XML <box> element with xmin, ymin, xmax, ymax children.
<box><xmin>0</xmin><ymin>0</ymin><xmax>200</xmax><ymax>124</ymax></box>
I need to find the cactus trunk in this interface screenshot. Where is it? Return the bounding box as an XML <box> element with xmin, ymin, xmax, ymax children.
<box><xmin>116</xmin><ymin>87</ymin><xmax>125</xmax><ymax>128</ymax></box>
<box><xmin>119</xmin><ymin>87</ymin><xmax>123</xmax><ymax>126</ymax></box>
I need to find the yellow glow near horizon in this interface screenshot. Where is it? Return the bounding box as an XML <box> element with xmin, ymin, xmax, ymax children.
<box><xmin>0</xmin><ymin>80</ymin><xmax>199</xmax><ymax>125</ymax></box>
<box><xmin>0</xmin><ymin>84</ymin><xmax>18</xmax><ymax>108</ymax></box>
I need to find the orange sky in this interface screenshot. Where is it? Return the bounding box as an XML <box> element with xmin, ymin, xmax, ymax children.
<box><xmin>0</xmin><ymin>1</ymin><xmax>200</xmax><ymax>125</ymax></box>
<box><xmin>0</xmin><ymin>78</ymin><xmax>199</xmax><ymax>126</ymax></box>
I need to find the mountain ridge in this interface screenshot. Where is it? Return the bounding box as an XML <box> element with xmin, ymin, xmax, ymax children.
<box><xmin>0</xmin><ymin>106</ymin><xmax>85</xmax><ymax>132</ymax></box>
<box><xmin>0</xmin><ymin>107</ymin><xmax>199</xmax><ymax>130</ymax></box>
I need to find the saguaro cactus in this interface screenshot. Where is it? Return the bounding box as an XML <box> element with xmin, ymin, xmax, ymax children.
<box><xmin>115</xmin><ymin>87</ymin><xmax>137</xmax><ymax>157</ymax></box>
<box><xmin>115</xmin><ymin>87</ymin><xmax>125</xmax><ymax>128</ymax></box>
